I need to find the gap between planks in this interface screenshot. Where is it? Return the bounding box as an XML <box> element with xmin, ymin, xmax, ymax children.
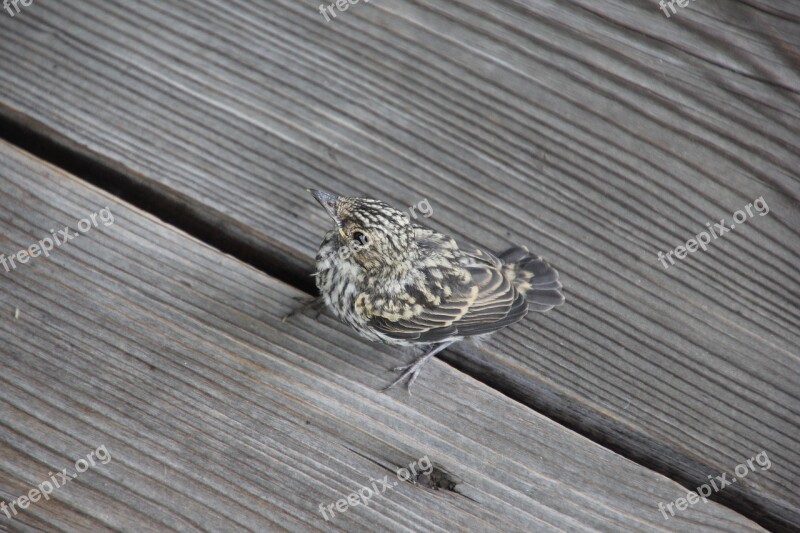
<box><xmin>0</xmin><ymin>107</ymin><xmax>784</xmax><ymax>531</ymax></box>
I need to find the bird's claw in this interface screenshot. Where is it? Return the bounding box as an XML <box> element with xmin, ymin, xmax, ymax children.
<box><xmin>380</xmin><ymin>341</ymin><xmax>454</xmax><ymax>395</ymax></box>
<box><xmin>382</xmin><ymin>361</ymin><xmax>426</xmax><ymax>394</ymax></box>
<box><xmin>281</xmin><ymin>296</ymin><xmax>324</xmax><ymax>323</ymax></box>
<box><xmin>381</xmin><ymin>368</ymin><xmax>419</xmax><ymax>394</ymax></box>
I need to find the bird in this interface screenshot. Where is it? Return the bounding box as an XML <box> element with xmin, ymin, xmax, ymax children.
<box><xmin>299</xmin><ymin>189</ymin><xmax>565</xmax><ymax>393</ymax></box>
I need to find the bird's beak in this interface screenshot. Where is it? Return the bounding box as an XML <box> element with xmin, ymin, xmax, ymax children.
<box><xmin>307</xmin><ymin>188</ymin><xmax>342</xmax><ymax>227</ymax></box>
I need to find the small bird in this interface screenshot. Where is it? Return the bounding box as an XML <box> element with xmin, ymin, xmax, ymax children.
<box><xmin>303</xmin><ymin>189</ymin><xmax>564</xmax><ymax>392</ymax></box>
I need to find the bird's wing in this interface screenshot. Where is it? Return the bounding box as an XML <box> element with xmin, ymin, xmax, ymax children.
<box><xmin>363</xmin><ymin>231</ymin><xmax>528</xmax><ymax>343</ymax></box>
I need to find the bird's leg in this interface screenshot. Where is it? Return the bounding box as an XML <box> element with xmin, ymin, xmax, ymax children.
<box><xmin>382</xmin><ymin>341</ymin><xmax>455</xmax><ymax>394</ymax></box>
<box><xmin>281</xmin><ymin>296</ymin><xmax>325</xmax><ymax>323</ymax></box>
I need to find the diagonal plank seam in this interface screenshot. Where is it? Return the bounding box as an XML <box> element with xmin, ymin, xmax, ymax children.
<box><xmin>0</xmin><ymin>105</ymin><xmax>793</xmax><ymax>531</ymax></box>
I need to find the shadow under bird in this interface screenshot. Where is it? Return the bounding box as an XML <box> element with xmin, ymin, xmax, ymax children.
<box><xmin>294</xmin><ymin>189</ymin><xmax>565</xmax><ymax>392</ymax></box>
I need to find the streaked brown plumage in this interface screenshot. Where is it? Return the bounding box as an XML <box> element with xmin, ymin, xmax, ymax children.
<box><xmin>305</xmin><ymin>189</ymin><xmax>565</xmax><ymax>392</ymax></box>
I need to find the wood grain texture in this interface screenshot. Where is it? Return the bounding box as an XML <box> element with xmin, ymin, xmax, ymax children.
<box><xmin>0</xmin><ymin>0</ymin><xmax>798</xmax><ymax>528</ymax></box>
<box><xmin>0</xmin><ymin>141</ymin><xmax>767</xmax><ymax>531</ymax></box>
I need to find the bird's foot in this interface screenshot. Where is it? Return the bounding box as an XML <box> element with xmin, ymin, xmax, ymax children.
<box><xmin>383</xmin><ymin>359</ymin><xmax>427</xmax><ymax>393</ymax></box>
<box><xmin>381</xmin><ymin>341</ymin><xmax>455</xmax><ymax>394</ymax></box>
<box><xmin>281</xmin><ymin>296</ymin><xmax>325</xmax><ymax>323</ymax></box>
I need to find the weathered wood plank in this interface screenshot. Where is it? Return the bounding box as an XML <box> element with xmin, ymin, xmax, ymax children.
<box><xmin>0</xmin><ymin>142</ymin><xmax>766</xmax><ymax>530</ymax></box>
<box><xmin>0</xmin><ymin>0</ymin><xmax>798</xmax><ymax>529</ymax></box>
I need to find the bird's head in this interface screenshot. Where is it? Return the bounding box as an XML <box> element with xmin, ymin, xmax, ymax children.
<box><xmin>308</xmin><ymin>189</ymin><xmax>418</xmax><ymax>273</ymax></box>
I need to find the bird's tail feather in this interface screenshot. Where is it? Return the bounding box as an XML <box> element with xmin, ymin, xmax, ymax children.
<box><xmin>499</xmin><ymin>246</ymin><xmax>565</xmax><ymax>312</ymax></box>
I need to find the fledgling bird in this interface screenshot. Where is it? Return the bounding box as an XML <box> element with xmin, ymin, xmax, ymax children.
<box><xmin>304</xmin><ymin>189</ymin><xmax>565</xmax><ymax>392</ymax></box>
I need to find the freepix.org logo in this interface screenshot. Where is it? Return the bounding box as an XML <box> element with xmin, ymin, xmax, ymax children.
<box><xmin>658</xmin><ymin>450</ymin><xmax>771</xmax><ymax>520</ymax></box>
<box><xmin>657</xmin><ymin>197</ymin><xmax>769</xmax><ymax>269</ymax></box>
<box><xmin>0</xmin><ymin>207</ymin><xmax>115</xmax><ymax>274</ymax></box>
<box><xmin>1</xmin><ymin>445</ymin><xmax>112</xmax><ymax>519</ymax></box>
<box><xmin>3</xmin><ymin>0</ymin><xmax>33</xmax><ymax>17</ymax></box>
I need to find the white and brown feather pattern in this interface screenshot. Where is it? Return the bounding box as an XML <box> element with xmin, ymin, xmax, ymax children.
<box><xmin>313</xmin><ymin>195</ymin><xmax>564</xmax><ymax>346</ymax></box>
<box><xmin>364</xmin><ymin>261</ymin><xmax>528</xmax><ymax>343</ymax></box>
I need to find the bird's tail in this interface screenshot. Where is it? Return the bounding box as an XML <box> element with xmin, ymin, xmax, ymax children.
<box><xmin>499</xmin><ymin>246</ymin><xmax>565</xmax><ymax>312</ymax></box>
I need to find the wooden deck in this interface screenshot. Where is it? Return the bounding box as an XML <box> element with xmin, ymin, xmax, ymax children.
<box><xmin>0</xmin><ymin>0</ymin><xmax>798</xmax><ymax>531</ymax></box>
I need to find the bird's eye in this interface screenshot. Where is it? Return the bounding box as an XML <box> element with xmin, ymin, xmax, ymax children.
<box><xmin>352</xmin><ymin>231</ymin><xmax>369</xmax><ymax>247</ymax></box>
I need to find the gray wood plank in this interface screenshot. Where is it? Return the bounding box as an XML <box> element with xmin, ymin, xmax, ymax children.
<box><xmin>0</xmin><ymin>0</ymin><xmax>798</xmax><ymax>529</ymax></box>
<box><xmin>0</xmin><ymin>142</ymin><xmax>766</xmax><ymax>531</ymax></box>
